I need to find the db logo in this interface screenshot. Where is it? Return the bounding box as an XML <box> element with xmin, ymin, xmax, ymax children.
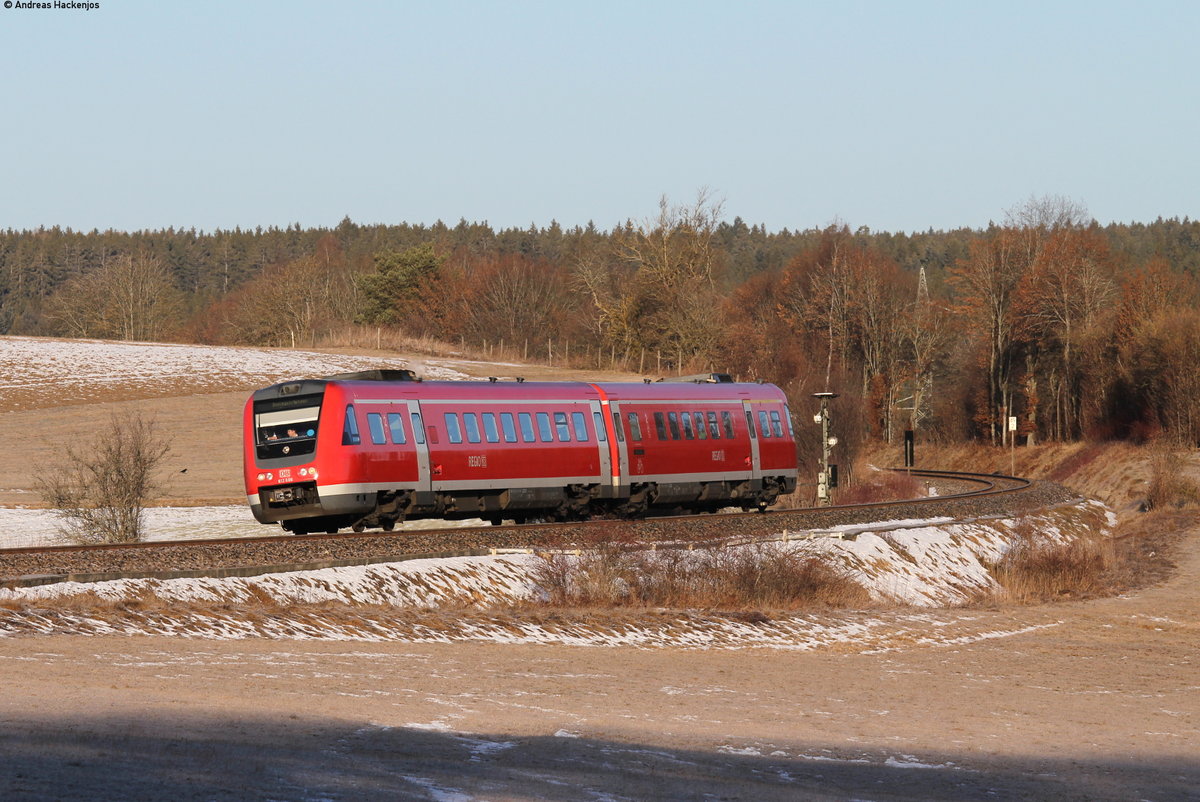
<box><xmin>3</xmin><ymin>3</ymin><xmax>12</xmax><ymax>9</ymax></box>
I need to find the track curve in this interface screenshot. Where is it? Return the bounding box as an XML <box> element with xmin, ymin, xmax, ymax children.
<box><xmin>0</xmin><ymin>469</ymin><xmax>1067</xmax><ymax>587</ymax></box>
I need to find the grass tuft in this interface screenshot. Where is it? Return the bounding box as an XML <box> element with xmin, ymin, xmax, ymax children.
<box><xmin>987</xmin><ymin>534</ymin><xmax>1113</xmax><ymax>603</ymax></box>
<box><xmin>835</xmin><ymin>471</ymin><xmax>925</xmax><ymax>505</ymax></box>
<box><xmin>529</xmin><ymin>541</ymin><xmax>870</xmax><ymax>611</ymax></box>
<box><xmin>1145</xmin><ymin>448</ymin><xmax>1200</xmax><ymax>510</ymax></box>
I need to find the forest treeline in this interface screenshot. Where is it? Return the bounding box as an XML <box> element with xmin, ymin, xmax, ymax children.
<box><xmin>4</xmin><ymin>195</ymin><xmax>1200</xmax><ymax>464</ymax></box>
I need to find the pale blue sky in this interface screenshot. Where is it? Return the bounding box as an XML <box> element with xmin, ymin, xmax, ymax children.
<box><xmin>1</xmin><ymin>0</ymin><xmax>1196</xmax><ymax>233</ymax></box>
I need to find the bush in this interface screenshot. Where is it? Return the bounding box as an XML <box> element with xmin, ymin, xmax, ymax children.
<box><xmin>36</xmin><ymin>412</ymin><xmax>172</xmax><ymax>544</ymax></box>
<box><xmin>1145</xmin><ymin>447</ymin><xmax>1200</xmax><ymax>510</ymax></box>
<box><xmin>987</xmin><ymin>533</ymin><xmax>1112</xmax><ymax>603</ymax></box>
<box><xmin>531</xmin><ymin>541</ymin><xmax>870</xmax><ymax>611</ymax></box>
<box><xmin>834</xmin><ymin>470</ymin><xmax>924</xmax><ymax>505</ymax></box>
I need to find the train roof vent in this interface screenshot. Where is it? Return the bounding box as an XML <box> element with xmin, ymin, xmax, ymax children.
<box><xmin>324</xmin><ymin>368</ymin><xmax>421</xmax><ymax>382</ymax></box>
<box><xmin>676</xmin><ymin>372</ymin><xmax>734</xmax><ymax>384</ymax></box>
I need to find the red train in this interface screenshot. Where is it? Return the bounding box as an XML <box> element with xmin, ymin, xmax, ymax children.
<box><xmin>243</xmin><ymin>371</ymin><xmax>798</xmax><ymax>534</ymax></box>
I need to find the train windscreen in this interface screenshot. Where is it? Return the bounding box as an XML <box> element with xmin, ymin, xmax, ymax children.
<box><xmin>254</xmin><ymin>393</ymin><xmax>323</xmax><ymax>459</ymax></box>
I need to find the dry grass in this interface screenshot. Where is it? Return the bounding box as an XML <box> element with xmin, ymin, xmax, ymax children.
<box><xmin>984</xmin><ymin>531</ymin><xmax>1114</xmax><ymax>603</ymax></box>
<box><xmin>528</xmin><ymin>540</ymin><xmax>871</xmax><ymax>612</ymax></box>
<box><xmin>1145</xmin><ymin>447</ymin><xmax>1200</xmax><ymax>510</ymax></box>
<box><xmin>834</xmin><ymin>470</ymin><xmax>925</xmax><ymax>505</ymax></box>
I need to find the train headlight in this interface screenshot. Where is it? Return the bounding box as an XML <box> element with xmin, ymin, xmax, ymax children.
<box><xmin>299</xmin><ymin>468</ymin><xmax>308</xmax><ymax>477</ymax></box>
<box><xmin>257</xmin><ymin>473</ymin><xmax>265</xmax><ymax>481</ymax></box>
<box><xmin>310</xmin><ymin>469</ymin><xmax>318</xmax><ymax>479</ymax></box>
<box><xmin>266</xmin><ymin>472</ymin><xmax>273</xmax><ymax>481</ymax></box>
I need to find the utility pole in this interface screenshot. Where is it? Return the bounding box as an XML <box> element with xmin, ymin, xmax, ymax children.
<box><xmin>813</xmin><ymin>392</ymin><xmax>839</xmax><ymax>506</ymax></box>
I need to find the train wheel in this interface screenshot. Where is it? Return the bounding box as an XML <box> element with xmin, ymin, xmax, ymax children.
<box><xmin>381</xmin><ymin>520</ymin><xmax>395</xmax><ymax>532</ymax></box>
<box><xmin>352</xmin><ymin>522</ymin><xmax>365</xmax><ymax>533</ymax></box>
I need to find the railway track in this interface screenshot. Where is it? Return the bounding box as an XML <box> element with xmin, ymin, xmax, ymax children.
<box><xmin>0</xmin><ymin>469</ymin><xmax>1069</xmax><ymax>588</ymax></box>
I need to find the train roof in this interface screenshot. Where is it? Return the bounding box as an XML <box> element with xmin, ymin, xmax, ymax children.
<box><xmin>250</xmin><ymin>374</ymin><xmax>788</xmax><ymax>404</ymax></box>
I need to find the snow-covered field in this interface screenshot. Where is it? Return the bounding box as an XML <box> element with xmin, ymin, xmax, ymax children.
<box><xmin>0</xmin><ymin>335</ymin><xmax>470</xmax><ymax>406</ymax></box>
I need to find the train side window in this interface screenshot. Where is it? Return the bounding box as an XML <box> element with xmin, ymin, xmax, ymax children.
<box><xmin>593</xmin><ymin>412</ymin><xmax>607</xmax><ymax>442</ymax></box>
<box><xmin>500</xmin><ymin>412</ymin><xmax>518</xmax><ymax>443</ymax></box>
<box><xmin>445</xmin><ymin>413</ymin><xmax>463</xmax><ymax>444</ymax></box>
<box><xmin>654</xmin><ymin>412</ymin><xmax>667</xmax><ymax>440</ymax></box>
<box><xmin>628</xmin><ymin>413</ymin><xmax>642</xmax><ymax>441</ymax></box>
<box><xmin>554</xmin><ymin>411</ymin><xmax>571</xmax><ymax>441</ymax></box>
<box><xmin>482</xmin><ymin>412</ymin><xmax>500</xmax><ymax>443</ymax></box>
<box><xmin>572</xmin><ymin>411</ymin><xmax>589</xmax><ymax>441</ymax></box>
<box><xmin>610</xmin><ymin>412</ymin><xmax>624</xmax><ymax>441</ymax></box>
<box><xmin>667</xmin><ymin>411</ymin><xmax>681</xmax><ymax>440</ymax></box>
<box><xmin>784</xmin><ymin>405</ymin><xmax>794</xmax><ymax>437</ymax></box>
<box><xmin>411</xmin><ymin>412</ymin><xmax>425</xmax><ymax>444</ymax></box>
<box><xmin>463</xmin><ymin>413</ymin><xmax>481</xmax><ymax>443</ymax></box>
<box><xmin>519</xmin><ymin>412</ymin><xmax>536</xmax><ymax>442</ymax></box>
<box><xmin>536</xmin><ymin>412</ymin><xmax>553</xmax><ymax>442</ymax></box>
<box><xmin>758</xmin><ymin>410</ymin><xmax>771</xmax><ymax>438</ymax></box>
<box><xmin>722</xmin><ymin>411</ymin><xmax>735</xmax><ymax>439</ymax></box>
<box><xmin>770</xmin><ymin>410</ymin><xmax>784</xmax><ymax>438</ymax></box>
<box><xmin>708</xmin><ymin>411</ymin><xmax>721</xmax><ymax>439</ymax></box>
<box><xmin>387</xmin><ymin>412</ymin><xmax>407</xmax><ymax>444</ymax></box>
<box><xmin>746</xmin><ymin>411</ymin><xmax>757</xmax><ymax>439</ymax></box>
<box><xmin>680</xmin><ymin>411</ymin><xmax>694</xmax><ymax>440</ymax></box>
<box><xmin>693</xmin><ymin>412</ymin><xmax>707</xmax><ymax>440</ymax></box>
<box><xmin>366</xmin><ymin>412</ymin><xmax>387</xmax><ymax>445</ymax></box>
<box><xmin>342</xmin><ymin>405</ymin><xmax>361</xmax><ymax>446</ymax></box>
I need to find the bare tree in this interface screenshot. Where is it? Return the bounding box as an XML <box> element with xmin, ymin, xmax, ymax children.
<box><xmin>44</xmin><ymin>253</ymin><xmax>185</xmax><ymax>342</ymax></box>
<box><xmin>36</xmin><ymin>413</ymin><xmax>172</xmax><ymax>544</ymax></box>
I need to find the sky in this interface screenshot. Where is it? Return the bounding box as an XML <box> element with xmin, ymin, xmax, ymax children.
<box><xmin>1</xmin><ymin>0</ymin><xmax>1196</xmax><ymax>235</ymax></box>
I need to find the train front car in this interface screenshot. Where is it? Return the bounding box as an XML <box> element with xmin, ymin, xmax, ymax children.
<box><xmin>245</xmin><ymin>379</ymin><xmax>329</xmax><ymax>533</ymax></box>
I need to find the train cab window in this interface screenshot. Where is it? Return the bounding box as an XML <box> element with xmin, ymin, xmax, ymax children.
<box><xmin>707</xmin><ymin>411</ymin><xmax>721</xmax><ymax>439</ymax></box>
<box><xmin>593</xmin><ymin>412</ymin><xmax>608</xmax><ymax>441</ymax></box>
<box><xmin>536</xmin><ymin>412</ymin><xmax>553</xmax><ymax>442</ymax></box>
<box><xmin>554</xmin><ymin>412</ymin><xmax>571</xmax><ymax>441</ymax></box>
<box><xmin>746</xmin><ymin>411</ymin><xmax>757</xmax><ymax>439</ymax></box>
<box><xmin>482</xmin><ymin>413</ymin><xmax>500</xmax><ymax>443</ymax></box>
<box><xmin>693</xmin><ymin>412</ymin><xmax>708</xmax><ymax>440</ymax></box>
<box><xmin>445</xmin><ymin>413</ymin><xmax>463</xmax><ymax>444</ymax></box>
<box><xmin>770</xmin><ymin>410</ymin><xmax>784</xmax><ymax>438</ymax></box>
<box><xmin>254</xmin><ymin>394</ymin><xmax>321</xmax><ymax>458</ymax></box>
<box><xmin>386</xmin><ymin>412</ymin><xmax>407</xmax><ymax>444</ymax></box>
<box><xmin>411</xmin><ymin>412</ymin><xmax>426</xmax><ymax>444</ymax></box>
<box><xmin>518</xmin><ymin>412</ymin><xmax>536</xmax><ymax>442</ymax></box>
<box><xmin>667</xmin><ymin>412</ymin><xmax>681</xmax><ymax>440</ymax></box>
<box><xmin>758</xmin><ymin>410</ymin><xmax>772</xmax><ymax>438</ymax></box>
<box><xmin>572</xmin><ymin>411</ymin><xmax>589</xmax><ymax>441</ymax></box>
<box><xmin>463</xmin><ymin>413</ymin><xmax>482</xmax><ymax>444</ymax></box>
<box><xmin>611</xmin><ymin>412</ymin><xmax>624</xmax><ymax>441</ymax></box>
<box><xmin>366</xmin><ymin>412</ymin><xmax>387</xmax><ymax>445</ymax></box>
<box><xmin>654</xmin><ymin>412</ymin><xmax>667</xmax><ymax>440</ymax></box>
<box><xmin>342</xmin><ymin>405</ymin><xmax>361</xmax><ymax>446</ymax></box>
<box><xmin>722</xmin><ymin>411</ymin><xmax>735</xmax><ymax>439</ymax></box>
<box><xmin>500</xmin><ymin>412</ymin><xmax>518</xmax><ymax>443</ymax></box>
<box><xmin>680</xmin><ymin>411</ymin><xmax>694</xmax><ymax>440</ymax></box>
<box><xmin>784</xmin><ymin>406</ymin><xmax>794</xmax><ymax>437</ymax></box>
<box><xmin>627</xmin><ymin>413</ymin><xmax>642</xmax><ymax>441</ymax></box>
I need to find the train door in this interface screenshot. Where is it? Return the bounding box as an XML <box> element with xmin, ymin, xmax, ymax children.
<box><xmin>406</xmin><ymin>399</ymin><xmax>432</xmax><ymax>498</ymax></box>
<box><xmin>741</xmin><ymin>399</ymin><xmax>762</xmax><ymax>488</ymax></box>
<box><xmin>590</xmin><ymin>398</ymin><xmax>616</xmax><ymax>497</ymax></box>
